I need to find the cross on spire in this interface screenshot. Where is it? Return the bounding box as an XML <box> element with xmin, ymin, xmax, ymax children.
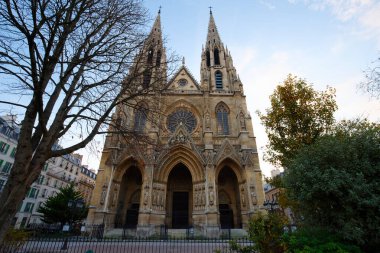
<box><xmin>209</xmin><ymin>6</ymin><xmax>212</xmax><ymax>14</ymax></box>
<box><xmin>158</xmin><ymin>6</ymin><xmax>161</xmax><ymax>14</ymax></box>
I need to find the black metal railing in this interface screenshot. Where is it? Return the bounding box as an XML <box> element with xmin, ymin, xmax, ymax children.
<box><xmin>0</xmin><ymin>237</ymin><xmax>253</xmax><ymax>253</ymax></box>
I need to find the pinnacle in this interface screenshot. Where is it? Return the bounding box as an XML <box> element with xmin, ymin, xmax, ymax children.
<box><xmin>206</xmin><ymin>10</ymin><xmax>221</xmax><ymax>47</ymax></box>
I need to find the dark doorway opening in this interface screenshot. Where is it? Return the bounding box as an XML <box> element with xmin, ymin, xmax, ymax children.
<box><xmin>219</xmin><ymin>204</ymin><xmax>234</xmax><ymax>228</ymax></box>
<box><xmin>125</xmin><ymin>203</ymin><xmax>139</xmax><ymax>228</ymax></box>
<box><xmin>172</xmin><ymin>192</ymin><xmax>189</xmax><ymax>228</ymax></box>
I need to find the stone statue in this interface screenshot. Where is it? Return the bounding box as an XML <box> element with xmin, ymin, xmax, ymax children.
<box><xmin>241</xmin><ymin>186</ymin><xmax>246</xmax><ymax>207</ymax></box>
<box><xmin>100</xmin><ymin>185</ymin><xmax>107</xmax><ymax>205</ymax></box>
<box><xmin>209</xmin><ymin>186</ymin><xmax>214</xmax><ymax>206</ymax></box>
<box><xmin>250</xmin><ymin>186</ymin><xmax>257</xmax><ymax>205</ymax></box>
<box><xmin>112</xmin><ymin>185</ymin><xmax>119</xmax><ymax>206</ymax></box>
<box><xmin>239</xmin><ymin>111</ymin><xmax>246</xmax><ymax>130</ymax></box>
<box><xmin>143</xmin><ymin>184</ymin><xmax>149</xmax><ymax>205</ymax></box>
<box><xmin>205</xmin><ymin>112</ymin><xmax>211</xmax><ymax>130</ymax></box>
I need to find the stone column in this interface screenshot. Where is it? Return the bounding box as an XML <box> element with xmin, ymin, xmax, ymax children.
<box><xmin>204</xmin><ymin>162</ymin><xmax>220</xmax><ymax>238</ymax></box>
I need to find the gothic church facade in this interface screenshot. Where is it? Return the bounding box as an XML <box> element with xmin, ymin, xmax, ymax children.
<box><xmin>87</xmin><ymin>11</ymin><xmax>265</xmax><ymax>237</ymax></box>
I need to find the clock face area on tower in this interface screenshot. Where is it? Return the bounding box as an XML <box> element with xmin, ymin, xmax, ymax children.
<box><xmin>167</xmin><ymin>108</ymin><xmax>197</xmax><ymax>133</ymax></box>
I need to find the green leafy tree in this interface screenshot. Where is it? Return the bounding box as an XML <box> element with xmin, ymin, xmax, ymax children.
<box><xmin>38</xmin><ymin>184</ymin><xmax>88</xmax><ymax>227</ymax></box>
<box><xmin>284</xmin><ymin>228</ymin><xmax>362</xmax><ymax>253</ymax></box>
<box><xmin>283</xmin><ymin>119</ymin><xmax>380</xmax><ymax>252</ymax></box>
<box><xmin>229</xmin><ymin>212</ymin><xmax>288</xmax><ymax>253</ymax></box>
<box><xmin>258</xmin><ymin>74</ymin><xmax>337</xmax><ymax>167</ymax></box>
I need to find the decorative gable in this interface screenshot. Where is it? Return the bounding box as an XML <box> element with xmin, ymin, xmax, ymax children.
<box><xmin>214</xmin><ymin>139</ymin><xmax>242</xmax><ymax>166</ymax></box>
<box><xmin>167</xmin><ymin>66</ymin><xmax>200</xmax><ymax>91</ymax></box>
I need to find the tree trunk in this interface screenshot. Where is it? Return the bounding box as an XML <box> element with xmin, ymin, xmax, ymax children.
<box><xmin>0</xmin><ymin>178</ymin><xmax>30</xmax><ymax>242</ymax></box>
<box><xmin>0</xmin><ymin>144</ymin><xmax>47</xmax><ymax>243</ymax></box>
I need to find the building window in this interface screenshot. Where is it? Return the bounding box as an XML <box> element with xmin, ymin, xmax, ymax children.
<box><xmin>216</xmin><ymin>103</ymin><xmax>230</xmax><ymax>135</ymax></box>
<box><xmin>41</xmin><ymin>189</ymin><xmax>47</xmax><ymax>198</ymax></box>
<box><xmin>36</xmin><ymin>175</ymin><xmax>44</xmax><ymax>185</ymax></box>
<box><xmin>24</xmin><ymin>202</ymin><xmax>35</xmax><ymax>213</ymax></box>
<box><xmin>134</xmin><ymin>105</ymin><xmax>148</xmax><ymax>132</ymax></box>
<box><xmin>214</xmin><ymin>48</ymin><xmax>220</xmax><ymax>65</ymax></box>
<box><xmin>0</xmin><ymin>179</ymin><xmax>5</xmax><ymax>192</ymax></box>
<box><xmin>0</xmin><ymin>141</ymin><xmax>10</xmax><ymax>154</ymax></box>
<box><xmin>20</xmin><ymin>217</ymin><xmax>28</xmax><ymax>227</ymax></box>
<box><xmin>1</xmin><ymin>162</ymin><xmax>12</xmax><ymax>174</ymax></box>
<box><xmin>10</xmin><ymin>147</ymin><xmax>16</xmax><ymax>158</ymax></box>
<box><xmin>215</xmin><ymin>71</ymin><xmax>223</xmax><ymax>89</ymax></box>
<box><xmin>27</xmin><ymin>188</ymin><xmax>38</xmax><ymax>198</ymax></box>
<box><xmin>167</xmin><ymin>108</ymin><xmax>197</xmax><ymax>133</ymax></box>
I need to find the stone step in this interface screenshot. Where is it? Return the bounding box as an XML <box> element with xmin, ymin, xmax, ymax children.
<box><xmin>167</xmin><ymin>229</ymin><xmax>188</xmax><ymax>238</ymax></box>
<box><xmin>230</xmin><ymin>229</ymin><xmax>248</xmax><ymax>238</ymax></box>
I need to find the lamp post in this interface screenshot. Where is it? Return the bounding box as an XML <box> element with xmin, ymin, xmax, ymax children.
<box><xmin>61</xmin><ymin>198</ymin><xmax>85</xmax><ymax>250</ymax></box>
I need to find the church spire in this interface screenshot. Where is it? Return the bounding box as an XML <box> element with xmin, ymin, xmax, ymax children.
<box><xmin>148</xmin><ymin>9</ymin><xmax>162</xmax><ymax>41</ymax></box>
<box><xmin>137</xmin><ymin>10</ymin><xmax>166</xmax><ymax>88</ymax></box>
<box><xmin>200</xmin><ymin>10</ymin><xmax>241</xmax><ymax>93</ymax></box>
<box><xmin>206</xmin><ymin>8</ymin><xmax>222</xmax><ymax>47</ymax></box>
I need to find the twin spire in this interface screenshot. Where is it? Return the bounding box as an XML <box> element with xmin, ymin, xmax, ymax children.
<box><xmin>149</xmin><ymin>8</ymin><xmax>222</xmax><ymax>47</ymax></box>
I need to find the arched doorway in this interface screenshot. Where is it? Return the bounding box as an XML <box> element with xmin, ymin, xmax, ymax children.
<box><xmin>217</xmin><ymin>166</ymin><xmax>242</xmax><ymax>228</ymax></box>
<box><xmin>166</xmin><ymin>163</ymin><xmax>193</xmax><ymax>228</ymax></box>
<box><xmin>115</xmin><ymin>166</ymin><xmax>142</xmax><ymax>228</ymax></box>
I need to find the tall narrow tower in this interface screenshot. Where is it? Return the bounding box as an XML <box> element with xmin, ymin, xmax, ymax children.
<box><xmin>201</xmin><ymin>10</ymin><xmax>242</xmax><ymax>93</ymax></box>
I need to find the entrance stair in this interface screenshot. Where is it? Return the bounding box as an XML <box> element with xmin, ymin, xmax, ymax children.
<box><xmin>167</xmin><ymin>229</ymin><xmax>188</xmax><ymax>238</ymax></box>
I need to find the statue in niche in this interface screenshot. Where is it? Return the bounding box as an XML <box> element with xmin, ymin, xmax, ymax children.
<box><xmin>152</xmin><ymin>187</ymin><xmax>157</xmax><ymax>206</ymax></box>
<box><xmin>112</xmin><ymin>184</ymin><xmax>119</xmax><ymax>206</ymax></box>
<box><xmin>159</xmin><ymin>187</ymin><xmax>164</xmax><ymax>208</ymax></box>
<box><xmin>250</xmin><ymin>186</ymin><xmax>257</xmax><ymax>205</ymax></box>
<box><xmin>143</xmin><ymin>184</ymin><xmax>149</xmax><ymax>206</ymax></box>
<box><xmin>209</xmin><ymin>186</ymin><xmax>214</xmax><ymax>206</ymax></box>
<box><xmin>239</xmin><ymin>111</ymin><xmax>246</xmax><ymax>130</ymax></box>
<box><xmin>205</xmin><ymin>112</ymin><xmax>211</xmax><ymax>130</ymax></box>
<box><xmin>241</xmin><ymin>186</ymin><xmax>246</xmax><ymax>207</ymax></box>
<box><xmin>100</xmin><ymin>185</ymin><xmax>107</xmax><ymax>205</ymax></box>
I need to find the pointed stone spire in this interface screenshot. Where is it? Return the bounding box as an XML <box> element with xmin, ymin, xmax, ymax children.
<box><xmin>206</xmin><ymin>9</ymin><xmax>222</xmax><ymax>46</ymax></box>
<box><xmin>148</xmin><ymin>9</ymin><xmax>162</xmax><ymax>41</ymax></box>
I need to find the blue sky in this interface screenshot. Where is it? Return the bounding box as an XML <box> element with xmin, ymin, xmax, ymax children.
<box><xmin>139</xmin><ymin>0</ymin><xmax>380</xmax><ymax>176</ymax></box>
<box><xmin>2</xmin><ymin>1</ymin><xmax>379</xmax><ymax>176</ymax></box>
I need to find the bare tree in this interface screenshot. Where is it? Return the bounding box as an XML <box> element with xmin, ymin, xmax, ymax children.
<box><xmin>0</xmin><ymin>0</ymin><xmax>176</xmax><ymax>241</ymax></box>
<box><xmin>360</xmin><ymin>56</ymin><xmax>380</xmax><ymax>99</ymax></box>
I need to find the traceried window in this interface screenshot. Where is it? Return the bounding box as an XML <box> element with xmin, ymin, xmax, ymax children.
<box><xmin>147</xmin><ymin>48</ymin><xmax>154</xmax><ymax>65</ymax></box>
<box><xmin>134</xmin><ymin>105</ymin><xmax>148</xmax><ymax>132</ymax></box>
<box><xmin>206</xmin><ymin>50</ymin><xmax>211</xmax><ymax>67</ymax></box>
<box><xmin>167</xmin><ymin>108</ymin><xmax>197</xmax><ymax>133</ymax></box>
<box><xmin>215</xmin><ymin>71</ymin><xmax>223</xmax><ymax>89</ymax></box>
<box><xmin>216</xmin><ymin>103</ymin><xmax>229</xmax><ymax>135</ymax></box>
<box><xmin>214</xmin><ymin>48</ymin><xmax>220</xmax><ymax>65</ymax></box>
<box><xmin>156</xmin><ymin>50</ymin><xmax>162</xmax><ymax>67</ymax></box>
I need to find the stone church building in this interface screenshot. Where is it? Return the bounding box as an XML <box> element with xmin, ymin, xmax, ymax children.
<box><xmin>87</xmin><ymin>10</ymin><xmax>265</xmax><ymax>237</ymax></box>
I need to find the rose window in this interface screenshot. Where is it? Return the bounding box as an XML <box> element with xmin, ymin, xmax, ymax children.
<box><xmin>167</xmin><ymin>108</ymin><xmax>197</xmax><ymax>133</ymax></box>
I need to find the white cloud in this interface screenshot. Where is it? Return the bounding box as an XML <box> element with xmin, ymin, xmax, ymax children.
<box><xmin>259</xmin><ymin>0</ymin><xmax>276</xmax><ymax>10</ymax></box>
<box><xmin>291</xmin><ymin>0</ymin><xmax>380</xmax><ymax>45</ymax></box>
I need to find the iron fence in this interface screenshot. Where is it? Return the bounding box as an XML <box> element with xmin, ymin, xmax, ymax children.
<box><xmin>0</xmin><ymin>237</ymin><xmax>253</xmax><ymax>253</ymax></box>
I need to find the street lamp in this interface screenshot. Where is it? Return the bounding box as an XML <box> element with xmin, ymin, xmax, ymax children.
<box><xmin>61</xmin><ymin>198</ymin><xmax>85</xmax><ymax>250</ymax></box>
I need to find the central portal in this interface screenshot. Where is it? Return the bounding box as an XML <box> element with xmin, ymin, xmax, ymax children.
<box><xmin>166</xmin><ymin>163</ymin><xmax>193</xmax><ymax>228</ymax></box>
<box><xmin>172</xmin><ymin>192</ymin><xmax>189</xmax><ymax>228</ymax></box>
